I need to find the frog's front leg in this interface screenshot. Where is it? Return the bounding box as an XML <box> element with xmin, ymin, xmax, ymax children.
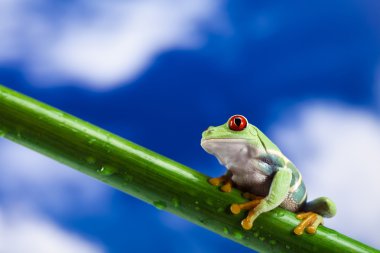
<box><xmin>230</xmin><ymin>194</ymin><xmax>264</xmax><ymax>229</ymax></box>
<box><xmin>231</xmin><ymin>193</ymin><xmax>264</xmax><ymax>214</ymax></box>
<box><xmin>231</xmin><ymin>168</ymin><xmax>292</xmax><ymax>230</ymax></box>
<box><xmin>208</xmin><ymin>171</ymin><xmax>233</xmax><ymax>192</ymax></box>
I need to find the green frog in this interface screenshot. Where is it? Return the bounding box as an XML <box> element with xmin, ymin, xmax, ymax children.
<box><xmin>201</xmin><ymin>115</ymin><xmax>336</xmax><ymax>235</ymax></box>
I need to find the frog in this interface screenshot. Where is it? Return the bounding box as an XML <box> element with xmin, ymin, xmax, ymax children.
<box><xmin>201</xmin><ymin>115</ymin><xmax>336</xmax><ymax>235</ymax></box>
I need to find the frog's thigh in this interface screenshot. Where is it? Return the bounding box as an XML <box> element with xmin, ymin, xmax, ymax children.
<box><xmin>280</xmin><ymin>195</ymin><xmax>302</xmax><ymax>213</ymax></box>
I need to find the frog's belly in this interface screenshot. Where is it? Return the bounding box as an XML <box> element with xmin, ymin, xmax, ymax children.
<box><xmin>231</xmin><ymin>172</ymin><xmax>272</xmax><ymax>197</ymax></box>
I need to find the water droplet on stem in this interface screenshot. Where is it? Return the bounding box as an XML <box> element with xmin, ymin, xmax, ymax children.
<box><xmin>97</xmin><ymin>165</ymin><xmax>117</xmax><ymax>176</ymax></box>
<box><xmin>153</xmin><ymin>200</ymin><xmax>167</xmax><ymax>210</ymax></box>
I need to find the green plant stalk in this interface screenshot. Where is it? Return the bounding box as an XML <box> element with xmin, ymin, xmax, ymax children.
<box><xmin>0</xmin><ymin>84</ymin><xmax>378</xmax><ymax>253</ymax></box>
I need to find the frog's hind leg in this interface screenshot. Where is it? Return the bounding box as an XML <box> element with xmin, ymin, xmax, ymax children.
<box><xmin>294</xmin><ymin>197</ymin><xmax>336</xmax><ymax>235</ymax></box>
<box><xmin>294</xmin><ymin>212</ymin><xmax>323</xmax><ymax>235</ymax></box>
<box><xmin>305</xmin><ymin>197</ymin><xmax>336</xmax><ymax>218</ymax></box>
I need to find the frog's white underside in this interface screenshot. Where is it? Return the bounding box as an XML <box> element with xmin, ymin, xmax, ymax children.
<box><xmin>201</xmin><ymin>138</ymin><xmax>257</xmax><ymax>167</ymax></box>
<box><xmin>201</xmin><ymin>138</ymin><xmax>272</xmax><ymax>196</ymax></box>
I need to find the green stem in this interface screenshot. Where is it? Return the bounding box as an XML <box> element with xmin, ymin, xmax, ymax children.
<box><xmin>0</xmin><ymin>84</ymin><xmax>378</xmax><ymax>253</ymax></box>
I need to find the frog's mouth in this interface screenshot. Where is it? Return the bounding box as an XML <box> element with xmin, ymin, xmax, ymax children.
<box><xmin>201</xmin><ymin>138</ymin><xmax>248</xmax><ymax>151</ymax></box>
<box><xmin>201</xmin><ymin>138</ymin><xmax>254</xmax><ymax>167</ymax></box>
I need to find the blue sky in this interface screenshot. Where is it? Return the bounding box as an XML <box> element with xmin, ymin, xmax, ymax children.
<box><xmin>0</xmin><ymin>0</ymin><xmax>379</xmax><ymax>252</ymax></box>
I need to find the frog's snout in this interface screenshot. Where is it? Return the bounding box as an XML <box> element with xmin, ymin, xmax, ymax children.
<box><xmin>202</xmin><ymin>126</ymin><xmax>215</xmax><ymax>139</ymax></box>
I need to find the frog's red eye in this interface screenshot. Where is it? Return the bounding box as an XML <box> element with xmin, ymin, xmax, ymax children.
<box><xmin>228</xmin><ymin>115</ymin><xmax>248</xmax><ymax>131</ymax></box>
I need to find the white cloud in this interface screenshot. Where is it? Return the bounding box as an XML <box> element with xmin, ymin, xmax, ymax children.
<box><xmin>270</xmin><ymin>102</ymin><xmax>380</xmax><ymax>249</ymax></box>
<box><xmin>0</xmin><ymin>139</ymin><xmax>109</xmax><ymax>214</ymax></box>
<box><xmin>0</xmin><ymin>209</ymin><xmax>104</xmax><ymax>253</ymax></box>
<box><xmin>0</xmin><ymin>0</ymin><xmax>225</xmax><ymax>89</ymax></box>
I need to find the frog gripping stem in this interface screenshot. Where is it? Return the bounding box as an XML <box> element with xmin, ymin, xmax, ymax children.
<box><xmin>293</xmin><ymin>212</ymin><xmax>323</xmax><ymax>235</ymax></box>
<box><xmin>208</xmin><ymin>176</ymin><xmax>233</xmax><ymax>192</ymax></box>
<box><xmin>0</xmin><ymin>86</ymin><xmax>378</xmax><ymax>253</ymax></box>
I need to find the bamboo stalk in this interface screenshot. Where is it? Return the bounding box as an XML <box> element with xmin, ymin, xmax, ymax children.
<box><xmin>0</xmin><ymin>84</ymin><xmax>378</xmax><ymax>253</ymax></box>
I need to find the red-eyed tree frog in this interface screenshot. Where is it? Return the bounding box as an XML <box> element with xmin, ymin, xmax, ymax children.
<box><xmin>201</xmin><ymin>115</ymin><xmax>336</xmax><ymax>235</ymax></box>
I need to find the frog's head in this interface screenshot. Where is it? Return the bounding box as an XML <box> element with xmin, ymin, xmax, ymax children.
<box><xmin>201</xmin><ymin>115</ymin><xmax>263</xmax><ymax>166</ymax></box>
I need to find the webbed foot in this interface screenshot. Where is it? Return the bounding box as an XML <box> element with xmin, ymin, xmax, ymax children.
<box><xmin>294</xmin><ymin>212</ymin><xmax>323</xmax><ymax>235</ymax></box>
<box><xmin>230</xmin><ymin>193</ymin><xmax>264</xmax><ymax>230</ymax></box>
<box><xmin>208</xmin><ymin>175</ymin><xmax>233</xmax><ymax>192</ymax></box>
